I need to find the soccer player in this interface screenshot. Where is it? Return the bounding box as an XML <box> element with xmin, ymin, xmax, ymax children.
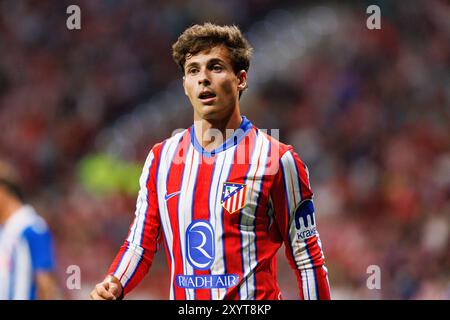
<box><xmin>0</xmin><ymin>162</ymin><xmax>57</xmax><ymax>300</ymax></box>
<box><xmin>90</xmin><ymin>23</ymin><xmax>330</xmax><ymax>300</ymax></box>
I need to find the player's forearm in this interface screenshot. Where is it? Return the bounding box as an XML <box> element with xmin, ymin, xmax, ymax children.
<box><xmin>291</xmin><ymin>234</ymin><xmax>331</xmax><ymax>299</ymax></box>
<box><xmin>297</xmin><ymin>265</ymin><xmax>330</xmax><ymax>300</ymax></box>
<box><xmin>107</xmin><ymin>240</ymin><xmax>153</xmax><ymax>297</ymax></box>
<box><xmin>36</xmin><ymin>272</ymin><xmax>58</xmax><ymax>300</ymax></box>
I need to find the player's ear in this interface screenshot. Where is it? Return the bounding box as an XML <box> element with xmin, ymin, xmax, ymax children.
<box><xmin>182</xmin><ymin>75</ymin><xmax>188</xmax><ymax>96</ymax></box>
<box><xmin>237</xmin><ymin>70</ymin><xmax>247</xmax><ymax>92</ymax></box>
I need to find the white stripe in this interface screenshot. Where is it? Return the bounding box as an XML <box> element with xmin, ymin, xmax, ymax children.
<box><xmin>157</xmin><ymin>132</ymin><xmax>185</xmax><ymax>299</ymax></box>
<box><xmin>113</xmin><ymin>248</ymin><xmax>132</xmax><ymax>284</ymax></box>
<box><xmin>238</xmin><ymin>189</ymin><xmax>244</xmax><ymax>209</ymax></box>
<box><xmin>210</xmin><ymin>149</ymin><xmax>236</xmax><ymax>299</ymax></box>
<box><xmin>177</xmin><ymin>144</ymin><xmax>200</xmax><ymax>300</ymax></box>
<box><xmin>0</xmin><ymin>245</ymin><xmax>10</xmax><ymax>299</ymax></box>
<box><xmin>239</xmin><ymin>132</ymin><xmax>270</xmax><ymax>299</ymax></box>
<box><xmin>301</xmin><ymin>269</ymin><xmax>310</xmax><ymax>299</ymax></box>
<box><xmin>281</xmin><ymin>152</ymin><xmax>307</xmax><ymax>270</ymax></box>
<box><xmin>281</xmin><ymin>151</ymin><xmax>302</xmax><ymax>206</ymax></box>
<box><xmin>225</xmin><ymin>198</ymin><xmax>231</xmax><ymax>213</ymax></box>
<box><xmin>204</xmin><ymin>154</ymin><xmax>222</xmax><ymax>299</ymax></box>
<box><xmin>232</xmin><ymin>192</ymin><xmax>238</xmax><ymax>212</ymax></box>
<box><xmin>13</xmin><ymin>238</ymin><xmax>32</xmax><ymax>299</ymax></box>
<box><xmin>115</xmin><ymin>244</ymin><xmax>144</xmax><ymax>287</ymax></box>
<box><xmin>280</xmin><ymin>154</ymin><xmax>295</xmax><ymax>218</ymax></box>
<box><xmin>127</xmin><ymin>151</ymin><xmax>155</xmax><ymax>245</ymax></box>
<box><xmin>307</xmin><ymin>269</ymin><xmax>318</xmax><ymax>299</ymax></box>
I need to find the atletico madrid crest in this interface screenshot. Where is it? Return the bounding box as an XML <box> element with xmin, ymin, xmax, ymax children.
<box><xmin>221</xmin><ymin>182</ymin><xmax>247</xmax><ymax>214</ymax></box>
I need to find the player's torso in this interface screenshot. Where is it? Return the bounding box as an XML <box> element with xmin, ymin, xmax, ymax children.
<box><xmin>154</xmin><ymin>125</ymin><xmax>283</xmax><ymax>299</ymax></box>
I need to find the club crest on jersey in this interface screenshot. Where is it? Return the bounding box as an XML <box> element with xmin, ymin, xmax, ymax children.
<box><xmin>221</xmin><ymin>182</ymin><xmax>247</xmax><ymax>215</ymax></box>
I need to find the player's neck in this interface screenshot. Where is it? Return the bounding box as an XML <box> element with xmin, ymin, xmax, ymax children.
<box><xmin>194</xmin><ymin>108</ymin><xmax>242</xmax><ymax>152</ymax></box>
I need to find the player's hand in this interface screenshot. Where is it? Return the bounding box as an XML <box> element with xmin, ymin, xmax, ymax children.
<box><xmin>90</xmin><ymin>276</ymin><xmax>123</xmax><ymax>300</ymax></box>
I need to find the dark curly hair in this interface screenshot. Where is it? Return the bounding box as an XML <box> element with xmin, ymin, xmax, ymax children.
<box><xmin>172</xmin><ymin>23</ymin><xmax>253</xmax><ymax>76</ymax></box>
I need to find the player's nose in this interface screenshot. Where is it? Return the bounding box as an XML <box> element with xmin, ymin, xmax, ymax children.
<box><xmin>198</xmin><ymin>69</ymin><xmax>211</xmax><ymax>86</ymax></box>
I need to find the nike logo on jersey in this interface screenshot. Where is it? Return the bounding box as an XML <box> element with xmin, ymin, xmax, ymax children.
<box><xmin>165</xmin><ymin>191</ymin><xmax>181</xmax><ymax>201</ymax></box>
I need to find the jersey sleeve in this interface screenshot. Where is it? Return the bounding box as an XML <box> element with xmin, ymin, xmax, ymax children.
<box><xmin>108</xmin><ymin>144</ymin><xmax>163</xmax><ymax>296</ymax></box>
<box><xmin>23</xmin><ymin>223</ymin><xmax>55</xmax><ymax>272</ymax></box>
<box><xmin>271</xmin><ymin>147</ymin><xmax>331</xmax><ymax>300</ymax></box>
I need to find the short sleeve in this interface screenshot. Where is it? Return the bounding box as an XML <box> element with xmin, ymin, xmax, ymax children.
<box><xmin>22</xmin><ymin>224</ymin><xmax>55</xmax><ymax>271</ymax></box>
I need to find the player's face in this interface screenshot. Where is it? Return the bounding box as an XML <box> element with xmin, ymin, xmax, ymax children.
<box><xmin>183</xmin><ymin>45</ymin><xmax>247</xmax><ymax>121</ymax></box>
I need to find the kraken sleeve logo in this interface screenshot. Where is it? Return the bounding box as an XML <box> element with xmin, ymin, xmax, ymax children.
<box><xmin>294</xmin><ymin>200</ymin><xmax>317</xmax><ymax>240</ymax></box>
<box><xmin>186</xmin><ymin>220</ymin><xmax>215</xmax><ymax>270</ymax></box>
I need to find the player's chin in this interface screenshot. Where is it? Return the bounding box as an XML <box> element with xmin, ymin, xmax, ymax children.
<box><xmin>197</xmin><ymin>104</ymin><xmax>224</xmax><ymax>119</ymax></box>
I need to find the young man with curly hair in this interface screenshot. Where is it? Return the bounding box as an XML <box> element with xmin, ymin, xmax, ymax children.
<box><xmin>91</xmin><ymin>23</ymin><xmax>330</xmax><ymax>300</ymax></box>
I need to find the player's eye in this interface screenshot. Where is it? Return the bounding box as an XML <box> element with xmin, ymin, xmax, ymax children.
<box><xmin>187</xmin><ymin>68</ymin><xmax>199</xmax><ymax>75</ymax></box>
<box><xmin>212</xmin><ymin>64</ymin><xmax>223</xmax><ymax>72</ymax></box>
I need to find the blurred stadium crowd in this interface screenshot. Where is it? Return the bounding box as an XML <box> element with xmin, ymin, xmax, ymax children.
<box><xmin>0</xmin><ymin>0</ymin><xmax>448</xmax><ymax>299</ymax></box>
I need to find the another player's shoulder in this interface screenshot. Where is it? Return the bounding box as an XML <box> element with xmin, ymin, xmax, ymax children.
<box><xmin>10</xmin><ymin>205</ymin><xmax>51</xmax><ymax>244</ymax></box>
<box><xmin>22</xmin><ymin>206</ymin><xmax>50</xmax><ymax>233</ymax></box>
<box><xmin>21</xmin><ymin>221</ymin><xmax>51</xmax><ymax>246</ymax></box>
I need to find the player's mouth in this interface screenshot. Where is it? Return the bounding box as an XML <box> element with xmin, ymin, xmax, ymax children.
<box><xmin>198</xmin><ymin>90</ymin><xmax>217</xmax><ymax>104</ymax></box>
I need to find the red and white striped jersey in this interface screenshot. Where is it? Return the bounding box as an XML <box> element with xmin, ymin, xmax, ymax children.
<box><xmin>108</xmin><ymin>116</ymin><xmax>330</xmax><ymax>300</ymax></box>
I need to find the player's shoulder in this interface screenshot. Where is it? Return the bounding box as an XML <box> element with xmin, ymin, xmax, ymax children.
<box><xmin>145</xmin><ymin>129</ymin><xmax>189</xmax><ymax>159</ymax></box>
<box><xmin>255</xmin><ymin>126</ymin><xmax>295</xmax><ymax>161</ymax></box>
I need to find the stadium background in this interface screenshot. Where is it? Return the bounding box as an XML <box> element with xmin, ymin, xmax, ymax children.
<box><xmin>0</xmin><ymin>0</ymin><xmax>448</xmax><ymax>299</ymax></box>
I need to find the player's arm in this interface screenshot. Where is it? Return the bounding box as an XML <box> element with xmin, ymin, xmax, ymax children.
<box><xmin>271</xmin><ymin>147</ymin><xmax>331</xmax><ymax>300</ymax></box>
<box><xmin>91</xmin><ymin>144</ymin><xmax>163</xmax><ymax>300</ymax></box>
<box><xmin>35</xmin><ymin>271</ymin><xmax>58</xmax><ymax>300</ymax></box>
<box><xmin>22</xmin><ymin>222</ymin><xmax>58</xmax><ymax>300</ymax></box>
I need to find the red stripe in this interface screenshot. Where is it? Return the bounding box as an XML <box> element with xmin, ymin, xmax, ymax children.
<box><xmin>289</xmin><ymin>171</ymin><xmax>297</xmax><ymax>204</ymax></box>
<box><xmin>314</xmin><ymin>266</ymin><xmax>331</xmax><ymax>300</ymax></box>
<box><xmin>222</xmin><ymin>129</ymin><xmax>256</xmax><ymax>300</ymax></box>
<box><xmin>191</xmin><ymin>153</ymin><xmax>216</xmax><ymax>300</ymax></box>
<box><xmin>140</xmin><ymin>144</ymin><xmax>164</xmax><ymax>251</ymax></box>
<box><xmin>108</xmin><ymin>245</ymin><xmax>127</xmax><ymax>278</ymax></box>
